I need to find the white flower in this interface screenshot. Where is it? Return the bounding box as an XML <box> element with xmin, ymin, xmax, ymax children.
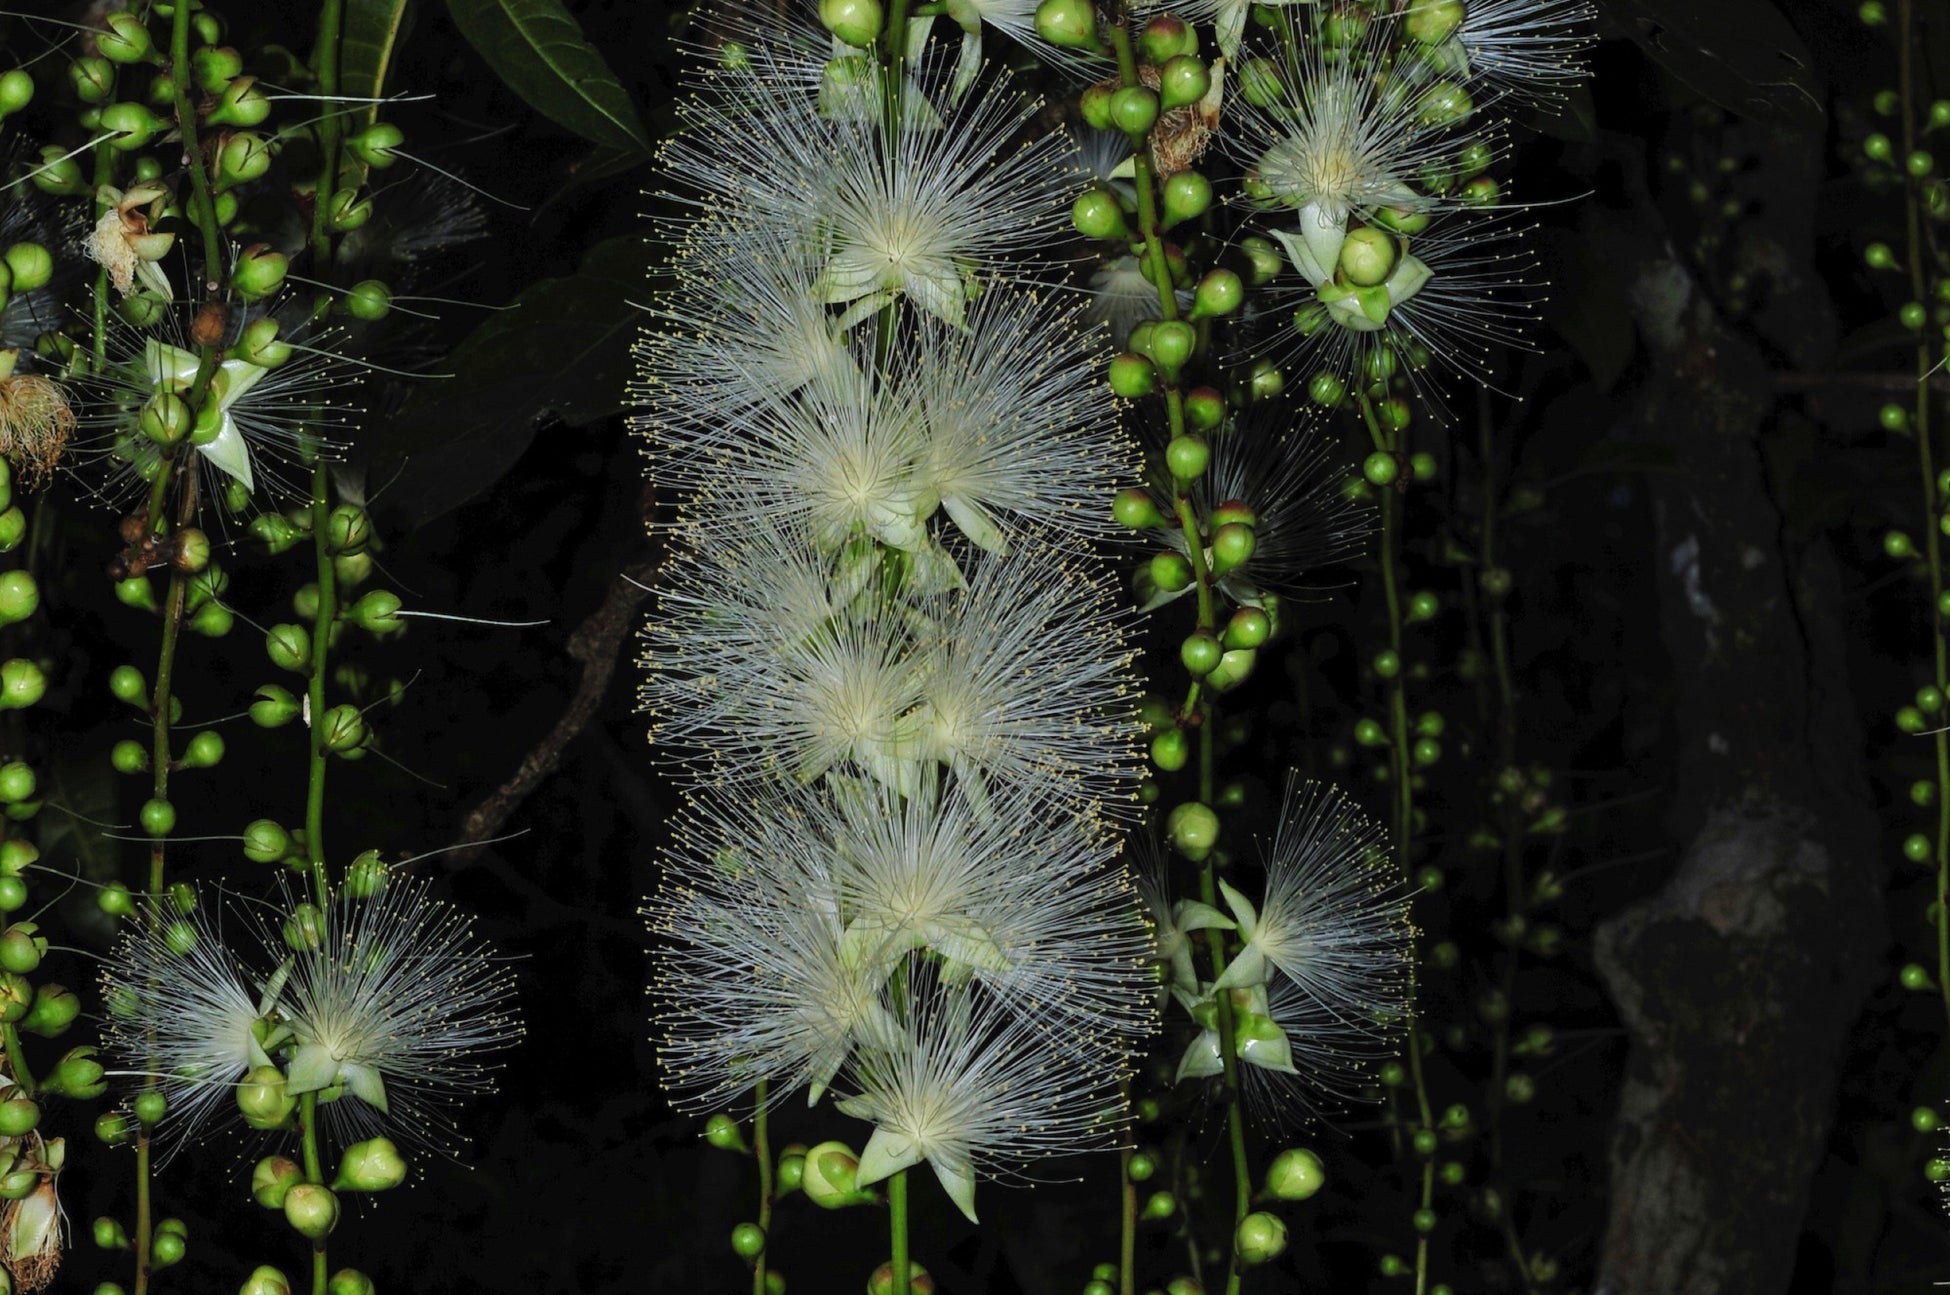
<box><xmin>838</xmin><ymin>959</ymin><xmax>1129</xmax><ymax>1221</ymax></box>
<box><xmin>1086</xmin><ymin>255</ymin><xmax>1165</xmax><ymax>350</ymax></box>
<box><xmin>278</xmin><ymin>877</ymin><xmax>520</xmax><ymax>1154</ymax></box>
<box><xmin>1449</xmin><ymin>0</ymin><xmax>1596</xmax><ymax>109</ymax></box>
<box><xmin>98</xmin><ymin>896</ymin><xmax>273</xmax><ymax>1157</ymax></box>
<box><xmin>83</xmin><ymin>184</ymin><xmax>173</xmax><ymax>299</ymax></box>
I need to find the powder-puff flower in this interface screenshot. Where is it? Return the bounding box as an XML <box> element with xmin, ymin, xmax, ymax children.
<box><xmin>83</xmin><ymin>184</ymin><xmax>173</xmax><ymax>298</ymax></box>
<box><xmin>837</xmin><ymin>958</ymin><xmax>1130</xmax><ymax>1221</ymax></box>
<box><xmin>1201</xmin><ymin>776</ymin><xmax>1412</xmax><ymax>1123</ymax></box>
<box><xmin>98</xmin><ymin>897</ymin><xmax>274</xmax><ymax>1156</ymax></box>
<box><xmin>660</xmin><ymin>45</ymin><xmax>1080</xmax><ymax>328</ymax></box>
<box><xmin>277</xmin><ymin>876</ymin><xmax>520</xmax><ymax>1154</ymax></box>
<box><xmin>902</xmin><ymin>544</ymin><xmax>1143</xmax><ymax>818</ymax></box>
<box><xmin>1436</xmin><ymin>0</ymin><xmax>1596</xmax><ymax>110</ymax></box>
<box><xmin>906</xmin><ymin>293</ymin><xmax>1136</xmax><ymax>551</ymax></box>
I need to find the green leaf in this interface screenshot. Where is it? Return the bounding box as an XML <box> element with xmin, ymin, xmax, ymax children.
<box><xmin>374</xmin><ymin>233</ymin><xmax>646</xmax><ymax>529</ymax></box>
<box><xmin>341</xmin><ymin>0</ymin><xmax>413</xmax><ymax>132</ymax></box>
<box><xmin>445</xmin><ymin>0</ymin><xmax>650</xmax><ymax>157</ymax></box>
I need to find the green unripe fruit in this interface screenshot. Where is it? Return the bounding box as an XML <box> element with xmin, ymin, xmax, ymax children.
<box><xmin>282</xmin><ymin>1183</ymin><xmax>340</xmax><ymax>1240</ymax></box>
<box><xmin>1151</xmin><ymin>729</ymin><xmax>1189</xmax><ymax>772</ymax></box>
<box><xmin>1166</xmin><ymin>436</ymin><xmax>1210</xmax><ymax>481</ymax></box>
<box><xmin>1162</xmin><ymin>170</ymin><xmax>1212</xmax><ymax>228</ymax></box>
<box><xmin>22</xmin><ymin>983</ymin><xmax>79</xmax><ymax>1037</ymax></box>
<box><xmin>1181</xmin><ymin>632</ymin><xmax>1223</xmax><ymax>676</ymax></box>
<box><xmin>1113</xmin><ymin>488</ymin><xmax>1165</xmax><ymax>530</ymax></box>
<box><xmin>0</xmin><ymin>1097</ymin><xmax>37</xmax><ymax>1137</ymax></box>
<box><xmin>1408</xmin><ymin>590</ymin><xmax>1440</xmax><ymax>622</ymax></box>
<box><xmin>1224</xmin><ymin>607</ymin><xmax>1271</xmax><ymax>649</ymax></box>
<box><xmin>134</xmin><ymin>1090</ymin><xmax>166</xmax><ymax>1126</ymax></box>
<box><xmin>1902</xmin><ymin>301</ymin><xmax>1928</xmax><ymax>330</ymax></box>
<box><xmin>819</xmin><ymin>0</ymin><xmax>883</xmax><ymax>47</ymax></box>
<box><xmin>1363</xmin><ymin>452</ymin><xmax>1400</xmax><ymax>487</ymax></box>
<box><xmin>1354</xmin><ymin>717</ymin><xmax>1388</xmax><ymax>747</ymax></box>
<box><xmin>1264</xmin><ymin>1147</ymin><xmax>1325</xmax><ymax>1200</ymax></box>
<box><xmin>1167</xmin><ymin>801</ymin><xmax>1219</xmax><ymax>858</ymax></box>
<box><xmin>242</xmin><ymin>1266</ymin><xmax>294</xmax><ymax>1295</ymax></box>
<box><xmin>1110</xmin><ymin>87</ymin><xmax>1160</xmax><ymax>138</ymax></box>
<box><xmin>1184</xmin><ymin>385</ymin><xmax>1225</xmax><ymax>429</ymax></box>
<box><xmin>1150</xmin><ymin>552</ymin><xmax>1193</xmax><ymax>593</ymax></box>
<box><xmin>327</xmin><ymin>1271</ymin><xmax>376</xmax><ymax>1295</ymax></box>
<box><xmin>1234</xmin><ymin>1212</ymin><xmax>1288</xmax><ymax>1266</ymax></box>
<box><xmin>1108</xmin><ymin>352</ymin><xmax>1157</xmax><ymax>398</ymax></box>
<box><xmin>252</xmin><ymin>1157</ymin><xmax>303</xmax><ymax>1210</ymax></box>
<box><xmin>1910</xmin><ymin>150</ymin><xmax>1936</xmax><ymax>178</ymax></box>
<box><xmin>1190</xmin><ymin>268</ymin><xmax>1242</xmax><ymax>319</ymax></box>
<box><xmin>139</xmin><ymin>798</ymin><xmax>176</xmax><ymax>838</ymax></box>
<box><xmin>1210</xmin><ymin>522</ymin><xmax>1255</xmax><ymax>575</ymax></box>
<box><xmin>1128</xmin><ymin>1150</ymin><xmax>1158</xmax><ymax>1181</ymax></box>
<box><xmin>1886</xmin><ymin>529</ymin><xmax>1917</xmax><ymax>559</ymax></box>
<box><xmin>2</xmin><ymin>242</ymin><xmax>51</xmax><ymax>294</ymax></box>
<box><xmin>1373</xmin><ymin>649</ymin><xmax>1401</xmax><ymax>679</ymax></box>
<box><xmin>342</xmin><ymin>280</ymin><xmax>392</xmax><ymax>322</ymax></box>
<box><xmin>237</xmin><ymin>1065</ymin><xmax>294</xmax><ymax>1129</ymax></box>
<box><xmin>730</xmin><ymin>1221</ymin><xmax>766</xmax><ymax>1260</ymax></box>
<box><xmin>1035</xmin><ymin>0</ymin><xmax>1100</xmax><ymax>50</ymax></box>
<box><xmin>1338</xmin><ymin>227</ymin><xmax>1398</xmax><ymax>287</ymax></box>
<box><xmin>70</xmin><ymin>55</ymin><xmax>113</xmax><ymax>103</ymax></box>
<box><xmin>1073</xmin><ymin>190</ymin><xmax>1130</xmax><ymax>241</ymax></box>
<box><xmin>1160</xmin><ymin>55</ymin><xmax>1210</xmax><ymax>111</ymax></box>
<box><xmin>1413</xmin><ymin>1207</ymin><xmax>1438</xmax><ymax>1234</ymax></box>
<box><xmin>0</xmin><ymin>877</ymin><xmax>23</xmax><ymax>914</ymax></box>
<box><xmin>265</xmin><ymin>624</ymin><xmax>312</xmax><ymax>672</ymax></box>
<box><xmin>333</xmin><ymin>1137</ymin><xmax>407</xmax><ymax>1191</ymax></box>
<box><xmin>139</xmin><ymin>393</ymin><xmax>192</xmax><ymax>446</ymax></box>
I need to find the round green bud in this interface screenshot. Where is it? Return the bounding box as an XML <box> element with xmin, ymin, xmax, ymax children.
<box><xmin>1224</xmin><ymin>607</ymin><xmax>1271</xmax><ymax>650</ymax></box>
<box><xmin>250</xmin><ymin>685</ymin><xmax>302</xmax><ymax>729</ymax></box>
<box><xmin>1034</xmin><ymin>0</ymin><xmax>1100</xmax><ymax>50</ymax></box>
<box><xmin>1903</xmin><ymin>301</ymin><xmax>1929</xmax><ymax>330</ymax></box>
<box><xmin>100</xmin><ymin>101</ymin><xmax>163</xmax><ymax>151</ymax></box>
<box><xmin>1207</xmin><ymin>647</ymin><xmax>1256</xmax><ymax>693</ymax></box>
<box><xmin>1162</xmin><ymin>170</ymin><xmax>1212</xmax><ymax>229</ymax></box>
<box><xmin>265</xmin><ymin>623</ymin><xmax>312</xmax><ymax>673</ymax></box>
<box><xmin>1363</xmin><ymin>452</ymin><xmax>1400</xmax><ymax>487</ymax></box>
<box><xmin>1166</xmin><ymin>436</ymin><xmax>1210</xmax><ymax>481</ymax></box>
<box><xmin>1151</xmin><ymin>729</ymin><xmax>1189</xmax><ymax>772</ymax></box>
<box><xmin>327</xmin><ymin>1270</ymin><xmax>376</xmax><ymax>1295</ymax></box>
<box><xmin>765</xmin><ymin>1274</ymin><xmax>786</xmax><ymax>1295</ymax></box>
<box><xmin>1108</xmin><ymin>352</ymin><xmax>1157</xmax><ymax>399</ymax></box>
<box><xmin>3</xmin><ymin>242</ymin><xmax>52</xmax><ymax>294</ymax></box>
<box><xmin>283</xmin><ymin>1184</ymin><xmax>340</xmax><ymax>1240</ymax></box>
<box><xmin>1239</xmin><ymin>56</ymin><xmax>1281</xmax><ymax>108</ymax></box>
<box><xmin>347</xmin><ymin>122</ymin><xmax>404</xmax><ymax>169</ymax></box>
<box><xmin>1160</xmin><ymin>55</ymin><xmax>1210</xmax><ymax>111</ymax></box>
<box><xmin>231</xmin><ymin>244</ymin><xmax>288</xmax><ymax>301</ymax></box>
<box><xmin>98</xmin><ymin>883</ymin><xmax>135</xmax><ymax>919</ymax></box>
<box><xmin>139</xmin><ymin>798</ymin><xmax>176</xmax><ymax>838</ymax></box>
<box><xmin>819</xmin><ymin>0</ymin><xmax>883</xmax><ymax>47</ymax></box>
<box><xmin>0</xmin><ymin>877</ymin><xmax>23</xmax><ymax>915</ymax></box>
<box><xmin>346</xmin><ymin>849</ymin><xmax>388</xmax><ymax>899</ymax></box>
<box><xmin>1264</xmin><ymin>1147</ymin><xmax>1325</xmax><ymax>1201</ymax></box>
<box><xmin>1376</xmin><ymin>398</ymin><xmax>1413</xmax><ymax>436</ymax></box>
<box><xmin>0</xmin><ymin>70</ymin><xmax>32</xmax><ymax>117</ymax></box>
<box><xmin>1886</xmin><ymin>529</ymin><xmax>1917</xmax><ymax>559</ymax></box>
<box><xmin>1073</xmin><ymin>190</ymin><xmax>1130</xmax><ymax>241</ymax></box>
<box><xmin>1901</xmin><ymin>962</ymin><xmax>1934</xmax><ymax>991</ymax></box>
<box><xmin>210</xmin><ymin>75</ymin><xmax>273</xmax><ymax>128</ymax></box>
<box><xmin>705</xmin><ymin>1113</ymin><xmax>747</xmax><ymax>1153</ymax></box>
<box><xmin>109</xmin><ymin>665</ymin><xmax>148</xmax><ymax>708</ymax></box>
<box><xmin>0</xmin><ymin>762</ymin><xmax>32</xmax><ymax>804</ymax></box>
<box><xmin>333</xmin><ymin>1137</ymin><xmax>407</xmax><ymax>1192</ymax></box>
<box><xmin>23</xmin><ymin>984</ymin><xmax>80</xmax><ymax>1037</ymax></box>
<box><xmin>1210</xmin><ymin>522</ymin><xmax>1256</xmax><ymax>575</ymax></box>
<box><xmin>1241</xmin><ymin>234</ymin><xmax>1283</xmax><ymax>285</ymax></box>
<box><xmin>252</xmin><ymin>1156</ymin><xmax>303</xmax><ymax>1210</ymax></box>
<box><xmin>28</xmin><ymin>145</ymin><xmax>84</xmax><ymax>196</ymax></box>
<box><xmin>1865</xmin><ymin>242</ymin><xmax>1898</xmax><ymax>270</ymax></box>
<box><xmin>1167</xmin><ymin>801</ymin><xmax>1219</xmax><ymax>858</ymax></box>
<box><xmin>1406</xmin><ymin>0</ymin><xmax>1465</xmax><ymax>43</ymax></box>
<box><xmin>1354</xmin><ymin>717</ymin><xmax>1388</xmax><ymax>747</ymax></box>
<box><xmin>1140</xmin><ymin>1190</ymin><xmax>1176</xmax><ymax>1220</ymax></box>
<box><xmin>1861</xmin><ymin>1</ymin><xmax>1887</xmax><ymax>22</ymax></box>
<box><xmin>342</xmin><ymin>280</ymin><xmax>392</xmax><ymax>322</ymax></box>
<box><xmin>241</xmin><ymin>817</ymin><xmax>292</xmax><ymax>864</ymax></box>
<box><xmin>1113</xmin><ymin>488</ymin><xmax>1166</xmax><ymax>530</ymax></box>
<box><xmin>94</xmin><ymin>1216</ymin><xmax>131</xmax><ymax>1250</ymax></box>
<box><xmin>1866</xmin><ymin>131</ymin><xmax>1894</xmax><ymax>163</ymax></box>
<box><xmin>1150</xmin><ymin>552</ymin><xmax>1193</xmax><ymax>593</ymax></box>
<box><xmin>46</xmin><ymin>1048</ymin><xmax>106</xmax><ymax>1101</ymax></box>
<box><xmin>1416</xmin><ymin>81</ymin><xmax>1473</xmax><ymax>127</ymax></box>
<box><xmin>1338</xmin><ymin>227</ymin><xmax>1398</xmax><ymax>287</ymax></box>
<box><xmin>0</xmin><ymin>925</ymin><xmax>38</xmax><ymax>975</ymax></box>
<box><xmin>731</xmin><ymin>1221</ymin><xmax>766</xmax><ymax>1260</ymax></box>
<box><xmin>1234</xmin><ymin>1212</ymin><xmax>1287</xmax><ymax>1266</ymax></box>
<box><xmin>1138</xmin><ymin>15</ymin><xmax>1195</xmax><ymax>63</ymax></box>
<box><xmin>320</xmin><ymin>704</ymin><xmax>369</xmax><ymax>756</ymax></box>
<box><xmin>179</xmin><ymin>729</ymin><xmax>225</xmax><ymax>771</ymax></box>
<box><xmin>1110</xmin><ymin>87</ymin><xmax>1160</xmax><ymax>138</ymax></box>
<box><xmin>134</xmin><ymin>1089</ymin><xmax>166</xmax><ymax>1126</ymax></box>
<box><xmin>868</xmin><ymin>1262</ymin><xmax>935</xmax><ymax>1295</ymax></box>
<box><xmin>1190</xmin><ymin>268</ymin><xmax>1243</xmax><ymax>319</ymax></box>
<box><xmin>0</xmin><ymin>1097</ymin><xmax>37</xmax><ymax>1137</ymax></box>
<box><xmin>1181</xmin><ymin>632</ymin><xmax>1223</xmax><ymax>676</ymax></box>
<box><xmin>1308</xmin><ymin>371</ymin><xmax>1347</xmax><ymax>407</ymax></box>
<box><xmin>236</xmin><ymin>1065</ymin><xmax>294</xmax><ymax>1129</ymax></box>
<box><xmin>95</xmin><ymin>1111</ymin><xmax>131</xmax><ymax>1146</ymax></box>
<box><xmin>1372</xmin><ymin>649</ymin><xmax>1401</xmax><ymax>680</ymax></box>
<box><xmin>1915</xmin><ymin>1105</ymin><xmax>1942</xmax><ymax>1133</ymax></box>
<box><xmin>1148</xmin><ymin>321</ymin><xmax>1196</xmax><ymax>377</ymax></box>
<box><xmin>139</xmin><ymin>393</ymin><xmax>192</xmax><ymax>447</ymax></box>
<box><xmin>329</xmin><ymin>189</ymin><xmax>374</xmax><ymax>232</ymax></box>
<box><xmin>215</xmin><ymin>132</ymin><xmax>273</xmax><ymax>189</ymax></box>
<box><xmin>241</xmin><ymin>1265</ymin><xmax>293</xmax><ymax>1295</ymax></box>
<box><xmin>191</xmin><ymin>45</ymin><xmax>245</xmax><ymax>92</ymax></box>
<box><xmin>1504</xmin><ymin>1073</ymin><xmax>1535</xmax><ymax>1104</ymax></box>
<box><xmin>1184</xmin><ymin>385</ymin><xmax>1225</xmax><ymax>430</ymax></box>
<box><xmin>1910</xmin><ymin>150</ymin><xmax>1936</xmax><ymax>179</ymax></box>
<box><xmin>1929</xmin><ymin>1156</ymin><xmax>1950</xmax><ymax>1183</ymax></box>
<box><xmin>1080</xmin><ymin>83</ymin><xmax>1115</xmax><ymax>131</ymax></box>
<box><xmin>1128</xmin><ymin>1150</ymin><xmax>1158</xmax><ymax>1181</ymax></box>
<box><xmin>70</xmin><ymin>55</ymin><xmax>113</xmax><ymax>104</ymax></box>
<box><xmin>800</xmin><ymin>1141</ymin><xmax>868</xmax><ymax>1209</ymax></box>
<box><xmin>776</xmin><ymin>1144</ymin><xmax>806</xmax><ymax>1195</ymax></box>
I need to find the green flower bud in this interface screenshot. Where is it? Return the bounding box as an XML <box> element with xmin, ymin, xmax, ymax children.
<box><xmin>776</xmin><ymin>1144</ymin><xmax>807</xmax><ymax>1195</ymax></box>
<box><xmin>0</xmin><ymin>1097</ymin><xmax>36</xmax><ymax>1137</ymax></box>
<box><xmin>1363</xmin><ymin>451</ymin><xmax>1400</xmax><ymax>487</ymax></box>
<box><xmin>1263</xmin><ymin>1147</ymin><xmax>1324</xmax><ymax>1200</ymax></box>
<box><xmin>2</xmin><ymin>243</ymin><xmax>50</xmax><ymax>296</ymax></box>
<box><xmin>1139</xmin><ymin>15</ymin><xmax>1195</xmax><ymax>63</ymax></box>
<box><xmin>1161</xmin><ymin>170</ymin><xmax>1211</xmax><ymax>229</ymax></box>
<box><xmin>241</xmin><ymin>1265</ymin><xmax>293</xmax><ymax>1295</ymax></box>
<box><xmin>1209</xmin><ymin>522</ymin><xmax>1255</xmax><ymax>575</ymax></box>
<box><xmin>96</xmin><ymin>1111</ymin><xmax>131</xmax><ymax>1145</ymax></box>
<box><xmin>1224</xmin><ymin>607</ymin><xmax>1271</xmax><ymax>650</ymax></box>
<box><xmin>1149</xmin><ymin>552</ymin><xmax>1193</xmax><ymax>593</ymax></box>
<box><xmin>320</xmin><ymin>704</ymin><xmax>369</xmax><ymax>756</ymax></box>
<box><xmin>284</xmin><ymin>903</ymin><xmax>326</xmax><ymax>952</ymax></box>
<box><xmin>704</xmin><ymin>1113</ymin><xmax>748</xmax><ymax>1153</ymax></box>
<box><xmin>29</xmin><ymin>145</ymin><xmax>84</xmax><ymax>196</ymax></box>
<box><xmin>342</xmin><ymin>280</ymin><xmax>392</xmax><ymax>323</ymax></box>
<box><xmin>1180</xmin><ymin>631</ymin><xmax>1222</xmax><ymax>676</ymax></box>
<box><xmin>333</xmin><ymin>1137</ymin><xmax>407</xmax><ymax>1192</ymax></box>
<box><xmin>98</xmin><ymin>882</ymin><xmax>135</xmax><ymax>919</ymax></box>
<box><xmin>1072</xmin><ymin>189</ymin><xmax>1130</xmax><ymax>241</ymax></box>
<box><xmin>209</xmin><ymin>75</ymin><xmax>271</xmax><ymax>128</ymax></box>
<box><xmin>1109</xmin><ymin>86</ymin><xmax>1160</xmax><ymax>138</ymax></box>
<box><xmin>95</xmin><ymin>1215</ymin><xmax>131</xmax><ymax>1249</ymax></box>
<box><xmin>252</xmin><ymin>1157</ymin><xmax>304</xmax><ymax>1210</ymax></box>
<box><xmin>1080</xmin><ymin>83</ymin><xmax>1115</xmax><ymax>130</ymax></box>
<box><xmin>1234</xmin><ymin>1211</ymin><xmax>1287</xmax><ymax>1266</ymax></box>
<box><xmin>730</xmin><ymin>1221</ymin><xmax>766</xmax><ymax>1260</ymax></box>
<box><xmin>152</xmin><ymin>1217</ymin><xmax>188</xmax><ymax>1268</ymax></box>
<box><xmin>327</xmin><ymin>1269</ymin><xmax>376</xmax><ymax>1295</ymax></box>
<box><xmin>231</xmin><ymin>244</ymin><xmax>288</xmax><ymax>301</ymax></box>
<box><xmin>1167</xmin><ymin>801</ymin><xmax>1219</xmax><ymax>859</ymax></box>
<box><xmin>1108</xmin><ymin>352</ymin><xmax>1157</xmax><ymax>398</ymax></box>
<box><xmin>265</xmin><ymin>623</ymin><xmax>312</xmax><ymax>673</ymax></box>
<box><xmin>1184</xmin><ymin>385</ymin><xmax>1225</xmax><ymax>429</ymax></box>
<box><xmin>1416</xmin><ymin>82</ymin><xmax>1473</xmax><ymax>127</ymax></box>
<box><xmin>0</xmin><ymin>762</ymin><xmax>31</xmax><ymax>804</ymax></box>
<box><xmin>282</xmin><ymin>1183</ymin><xmax>340</xmax><ymax>1240</ymax></box>
<box><xmin>215</xmin><ymin>132</ymin><xmax>274</xmax><ymax>189</ymax></box>
<box><xmin>22</xmin><ymin>983</ymin><xmax>79</xmax><ymax>1037</ymax></box>
<box><xmin>1337</xmin><ymin>227</ymin><xmax>1398</xmax><ymax>287</ymax></box>
<box><xmin>1148</xmin><ymin>321</ymin><xmax>1196</xmax><ymax>379</ymax></box>
<box><xmin>0</xmin><ymin>923</ymin><xmax>38</xmax><ymax>976</ymax></box>
<box><xmin>250</xmin><ymin>686</ymin><xmax>302</xmax><ymax>729</ymax></box>
<box><xmin>345</xmin><ymin>849</ymin><xmax>388</xmax><ymax>899</ymax></box>
<box><xmin>1141</xmin><ymin>1189</ymin><xmax>1176</xmax><ymax>1220</ymax></box>
<box><xmin>327</xmin><ymin>504</ymin><xmax>373</xmax><ymax>556</ymax></box>
<box><xmin>1190</xmin><ymin>268</ymin><xmax>1242</xmax><ymax>320</ymax></box>
<box><xmin>233</xmin><ymin>316</ymin><xmax>291</xmax><ymax>368</ymax></box>
<box><xmin>1113</xmin><ymin>488</ymin><xmax>1165</xmax><ymax>530</ymax></box>
<box><xmin>329</xmin><ymin>189</ymin><xmax>374</xmax><ymax>232</ymax></box>
<box><xmin>1165</xmin><ymin>435</ymin><xmax>1209</xmax><ymax>480</ymax></box>
<box><xmin>1405</xmin><ymin>0</ymin><xmax>1464</xmax><ymax>44</ymax></box>
<box><xmin>1034</xmin><ymin>0</ymin><xmax>1101</xmax><ymax>50</ymax></box>
<box><xmin>819</xmin><ymin>0</ymin><xmax>883</xmax><ymax>49</ymax></box>
<box><xmin>1160</xmin><ymin>55</ymin><xmax>1210</xmax><ymax>111</ymax></box>
<box><xmin>133</xmin><ymin>1089</ymin><xmax>166</xmax><ymax>1127</ymax></box>
<box><xmin>0</xmin><ymin>70</ymin><xmax>33</xmax><ymax>118</ymax></box>
<box><xmin>1151</xmin><ymin>728</ymin><xmax>1189</xmax><ymax>772</ymax></box>
<box><xmin>868</xmin><ymin>1262</ymin><xmax>935</xmax><ymax>1295</ymax></box>
<box><xmin>192</xmin><ymin>45</ymin><xmax>245</xmax><ymax>92</ymax></box>
<box><xmin>69</xmin><ymin>56</ymin><xmax>113</xmax><ymax>104</ymax></box>
<box><xmin>237</xmin><ymin>1065</ymin><xmax>295</xmax><ymax>1129</ymax></box>
<box><xmin>99</xmin><ymin>102</ymin><xmax>164</xmax><ymax>151</ymax></box>
<box><xmin>800</xmin><ymin>1141</ymin><xmax>872</xmax><ymax>1208</ymax></box>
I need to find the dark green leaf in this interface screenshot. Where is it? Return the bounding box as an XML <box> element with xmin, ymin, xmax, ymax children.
<box><xmin>445</xmin><ymin>0</ymin><xmax>651</xmax><ymax>157</ymax></box>
<box><xmin>342</xmin><ymin>0</ymin><xmax>414</xmax><ymax>132</ymax></box>
<box><xmin>1597</xmin><ymin>0</ymin><xmax>1824</xmax><ymax>131</ymax></box>
<box><xmin>374</xmin><ymin>234</ymin><xmax>647</xmax><ymax>529</ymax></box>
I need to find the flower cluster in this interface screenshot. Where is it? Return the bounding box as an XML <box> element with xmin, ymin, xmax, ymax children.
<box><xmin>638</xmin><ymin>11</ymin><xmax>1158</xmax><ymax>1221</ymax></box>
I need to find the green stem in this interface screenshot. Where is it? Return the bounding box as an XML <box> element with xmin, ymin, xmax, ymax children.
<box><xmin>299</xmin><ymin>1093</ymin><xmax>328</xmax><ymax>1295</ymax></box>
<box><xmin>752</xmin><ymin>1085</ymin><xmax>773</xmax><ymax>1295</ymax></box>
<box><xmin>303</xmin><ymin>462</ymin><xmax>336</xmax><ymax>906</ymax></box>
<box><xmin>889</xmin><ymin>1166</ymin><xmax>911</xmax><ymax>1295</ymax></box>
<box><xmin>168</xmin><ymin>0</ymin><xmax>225</xmax><ymax>292</ymax></box>
<box><xmin>309</xmin><ymin>0</ymin><xmax>348</xmax><ymax>277</ymax></box>
<box><xmin>1118</xmin><ymin>1141</ymin><xmax>1138</xmax><ymax>1295</ymax></box>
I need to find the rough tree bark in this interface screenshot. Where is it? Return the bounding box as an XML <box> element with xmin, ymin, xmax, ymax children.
<box><xmin>1589</xmin><ymin>186</ymin><xmax>1884</xmax><ymax>1291</ymax></box>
